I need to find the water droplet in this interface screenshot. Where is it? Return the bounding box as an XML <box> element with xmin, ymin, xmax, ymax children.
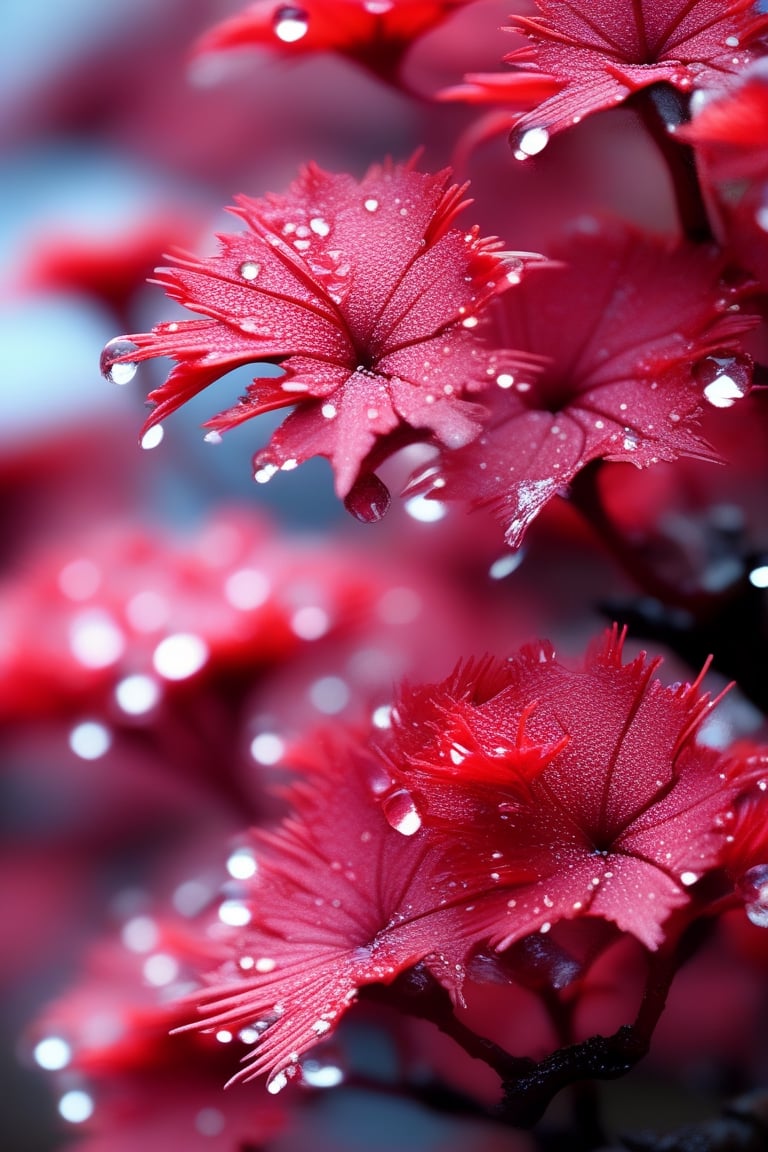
<box><xmin>489</xmin><ymin>550</ymin><xmax>525</xmax><ymax>579</ymax></box>
<box><xmin>218</xmin><ymin>899</ymin><xmax>252</xmax><ymax>927</ymax></box>
<box><xmin>34</xmin><ymin>1037</ymin><xmax>72</xmax><ymax>1070</ymax></box>
<box><xmin>344</xmin><ymin>472</ymin><xmax>391</xmax><ymax>523</ymax></box>
<box><xmin>69</xmin><ymin>720</ymin><xmax>112</xmax><ymax>760</ymax></box>
<box><xmin>267</xmin><ymin>1069</ymin><xmax>289</xmax><ymax>1094</ymax></box>
<box><xmin>748</xmin><ymin>564</ymin><xmax>768</xmax><ymax>589</ymax></box>
<box><xmin>461</xmin><ymin>315</ymin><xmax>479</xmax><ymax>329</ymax></box>
<box><xmin>695</xmin><ymin>355</ymin><xmax>751</xmax><ymax>408</ymax></box>
<box><xmin>59</xmin><ymin>1090</ymin><xmax>94</xmax><ymax>1124</ymax></box>
<box><xmin>680</xmin><ymin>870</ymin><xmax>698</xmax><ymax>887</ymax></box>
<box><xmin>152</xmin><ymin>633</ymin><xmax>209</xmax><ymax>680</ymax></box>
<box><xmin>250</xmin><ymin>732</ymin><xmax>285</xmax><ymax>765</ymax></box>
<box><xmin>239</xmin><ymin>261</ymin><xmax>261</xmax><ymax>280</ymax></box>
<box><xmin>100</xmin><ymin>337</ymin><xmax>138</xmax><ymax>385</ymax></box>
<box><xmin>227</xmin><ymin>848</ymin><xmax>258</xmax><ymax>880</ymax></box>
<box><xmin>496</xmin><ymin>373</ymin><xmax>515</xmax><ymax>389</ymax></box>
<box><xmin>141</xmin><ymin>424</ymin><xmax>164</xmax><ymax>450</ymax></box>
<box><xmin>302</xmin><ymin>1060</ymin><xmax>344</xmax><ymax>1088</ymax></box>
<box><xmin>404</xmin><ymin>493</ymin><xmax>447</xmax><ymax>523</ymax></box>
<box><xmin>513</xmin><ymin>126</ymin><xmax>550</xmax><ymax>160</ymax></box>
<box><xmin>382</xmin><ymin>789</ymin><xmax>422</xmax><ymax>836</ymax></box>
<box><xmin>254</xmin><ymin>463</ymin><xmax>278</xmax><ymax>484</ymax></box>
<box><xmin>739</xmin><ymin>864</ymin><xmax>768</xmax><ymax>927</ymax></box>
<box><xmin>725</xmin><ymin>35</ymin><xmax>739</xmax><ymax>47</ymax></box>
<box><xmin>311</xmin><ymin>1019</ymin><xmax>331</xmax><ymax>1035</ymax></box>
<box><xmin>310</xmin><ymin>217</ymin><xmax>330</xmax><ymax>237</ymax></box>
<box><xmin>216</xmin><ymin>1029</ymin><xmax>233</xmax><ymax>1043</ymax></box>
<box><xmin>363</xmin><ymin>197</ymin><xmax>379</xmax><ymax>212</ymax></box>
<box><xmin>321</xmin><ymin>403</ymin><xmax>337</xmax><ymax>419</ymax></box>
<box><xmin>372</xmin><ymin>704</ymin><xmax>393</xmax><ymax>729</ymax></box>
<box><xmin>272</xmin><ymin>6</ymin><xmax>309</xmax><ymax>42</ymax></box>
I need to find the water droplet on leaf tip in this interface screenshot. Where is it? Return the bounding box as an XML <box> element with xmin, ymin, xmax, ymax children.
<box><xmin>100</xmin><ymin>337</ymin><xmax>139</xmax><ymax>384</ymax></box>
<box><xmin>272</xmin><ymin>6</ymin><xmax>309</xmax><ymax>42</ymax></box>
<box><xmin>513</xmin><ymin>126</ymin><xmax>550</xmax><ymax>160</ymax></box>
<box><xmin>344</xmin><ymin>473</ymin><xmax>391</xmax><ymax>524</ymax></box>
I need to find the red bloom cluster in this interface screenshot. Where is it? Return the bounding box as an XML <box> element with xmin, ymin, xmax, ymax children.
<box><xmin>102</xmin><ymin>162</ymin><xmax>535</xmax><ymax>517</ymax></box>
<box><xmin>176</xmin><ymin>628</ymin><xmax>766</xmax><ymax>1089</ymax></box>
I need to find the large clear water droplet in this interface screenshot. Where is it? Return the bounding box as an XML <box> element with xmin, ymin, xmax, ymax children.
<box><xmin>382</xmin><ymin>789</ymin><xmax>422</xmax><ymax>836</ymax></box>
<box><xmin>344</xmin><ymin>472</ymin><xmax>391</xmax><ymax>523</ymax></box>
<box><xmin>100</xmin><ymin>337</ymin><xmax>139</xmax><ymax>384</ymax></box>
<box><xmin>272</xmin><ymin>6</ymin><xmax>309</xmax><ymax>42</ymax></box>
<box><xmin>738</xmin><ymin>863</ymin><xmax>768</xmax><ymax>927</ymax></box>
<box><xmin>512</xmin><ymin>125</ymin><xmax>550</xmax><ymax>161</ymax></box>
<box><xmin>694</xmin><ymin>355</ymin><xmax>752</xmax><ymax>408</ymax></box>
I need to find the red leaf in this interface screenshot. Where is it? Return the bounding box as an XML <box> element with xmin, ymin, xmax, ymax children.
<box><xmin>414</xmin><ymin>219</ymin><xmax>757</xmax><ymax>547</ymax></box>
<box><xmin>503</xmin><ymin>0</ymin><xmax>768</xmax><ymax>150</ymax></box>
<box><xmin>105</xmin><ymin>161</ymin><xmax>518</xmax><ymax>500</ymax></box>
<box><xmin>193</xmin><ymin>0</ymin><xmax>478</xmax><ymax>84</ymax></box>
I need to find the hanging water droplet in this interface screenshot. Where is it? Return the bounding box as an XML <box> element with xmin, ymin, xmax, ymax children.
<box><xmin>513</xmin><ymin>126</ymin><xmax>550</xmax><ymax>161</ymax></box>
<box><xmin>239</xmin><ymin>261</ymin><xmax>261</xmax><ymax>280</ymax></box>
<box><xmin>738</xmin><ymin>863</ymin><xmax>768</xmax><ymax>927</ymax></box>
<box><xmin>382</xmin><ymin>789</ymin><xmax>422</xmax><ymax>836</ymax></box>
<box><xmin>272</xmin><ymin>6</ymin><xmax>309</xmax><ymax>43</ymax></box>
<box><xmin>100</xmin><ymin>337</ymin><xmax>138</xmax><ymax>384</ymax></box>
<box><xmin>141</xmin><ymin>424</ymin><xmax>164</xmax><ymax>450</ymax></box>
<box><xmin>694</xmin><ymin>355</ymin><xmax>752</xmax><ymax>408</ymax></box>
<box><xmin>344</xmin><ymin>472</ymin><xmax>391</xmax><ymax>523</ymax></box>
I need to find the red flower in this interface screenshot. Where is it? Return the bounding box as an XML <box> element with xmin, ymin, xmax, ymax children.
<box><xmin>193</xmin><ymin>0</ymin><xmax>477</xmax><ymax>86</ymax></box>
<box><xmin>679</xmin><ymin>60</ymin><xmax>768</xmax><ymax>184</ymax></box>
<box><xmin>409</xmin><ymin>218</ymin><xmax>756</xmax><ymax>547</ymax></box>
<box><xmin>386</xmin><ymin>627</ymin><xmax>759</xmax><ymax>951</ymax></box>
<box><xmin>103</xmin><ymin>161</ymin><xmax>522</xmax><ymax>507</ymax></box>
<box><xmin>502</xmin><ymin>0</ymin><xmax>768</xmax><ymax>155</ymax></box>
<box><xmin>175</xmin><ymin>732</ymin><xmax>475</xmax><ymax>1090</ymax></box>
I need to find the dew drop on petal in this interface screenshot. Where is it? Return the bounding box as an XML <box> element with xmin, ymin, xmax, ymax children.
<box><xmin>694</xmin><ymin>355</ymin><xmax>751</xmax><ymax>408</ymax></box>
<box><xmin>513</xmin><ymin>126</ymin><xmax>550</xmax><ymax>160</ymax></box>
<box><xmin>344</xmin><ymin>472</ymin><xmax>391</xmax><ymax>523</ymax></box>
<box><xmin>141</xmin><ymin>424</ymin><xmax>164</xmax><ymax>450</ymax></box>
<box><xmin>364</xmin><ymin>0</ymin><xmax>393</xmax><ymax>13</ymax></box>
<box><xmin>239</xmin><ymin>261</ymin><xmax>261</xmax><ymax>280</ymax></box>
<box><xmin>680</xmin><ymin>871</ymin><xmax>698</xmax><ymax>887</ymax></box>
<box><xmin>272</xmin><ymin>5</ymin><xmax>309</xmax><ymax>42</ymax></box>
<box><xmin>382</xmin><ymin>789</ymin><xmax>422</xmax><ymax>836</ymax></box>
<box><xmin>309</xmin><ymin>217</ymin><xmax>330</xmax><ymax>237</ymax></box>
<box><xmin>363</xmin><ymin>198</ymin><xmax>379</xmax><ymax>212</ymax></box>
<box><xmin>738</xmin><ymin>864</ymin><xmax>768</xmax><ymax>927</ymax></box>
<box><xmin>100</xmin><ymin>337</ymin><xmax>138</xmax><ymax>385</ymax></box>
